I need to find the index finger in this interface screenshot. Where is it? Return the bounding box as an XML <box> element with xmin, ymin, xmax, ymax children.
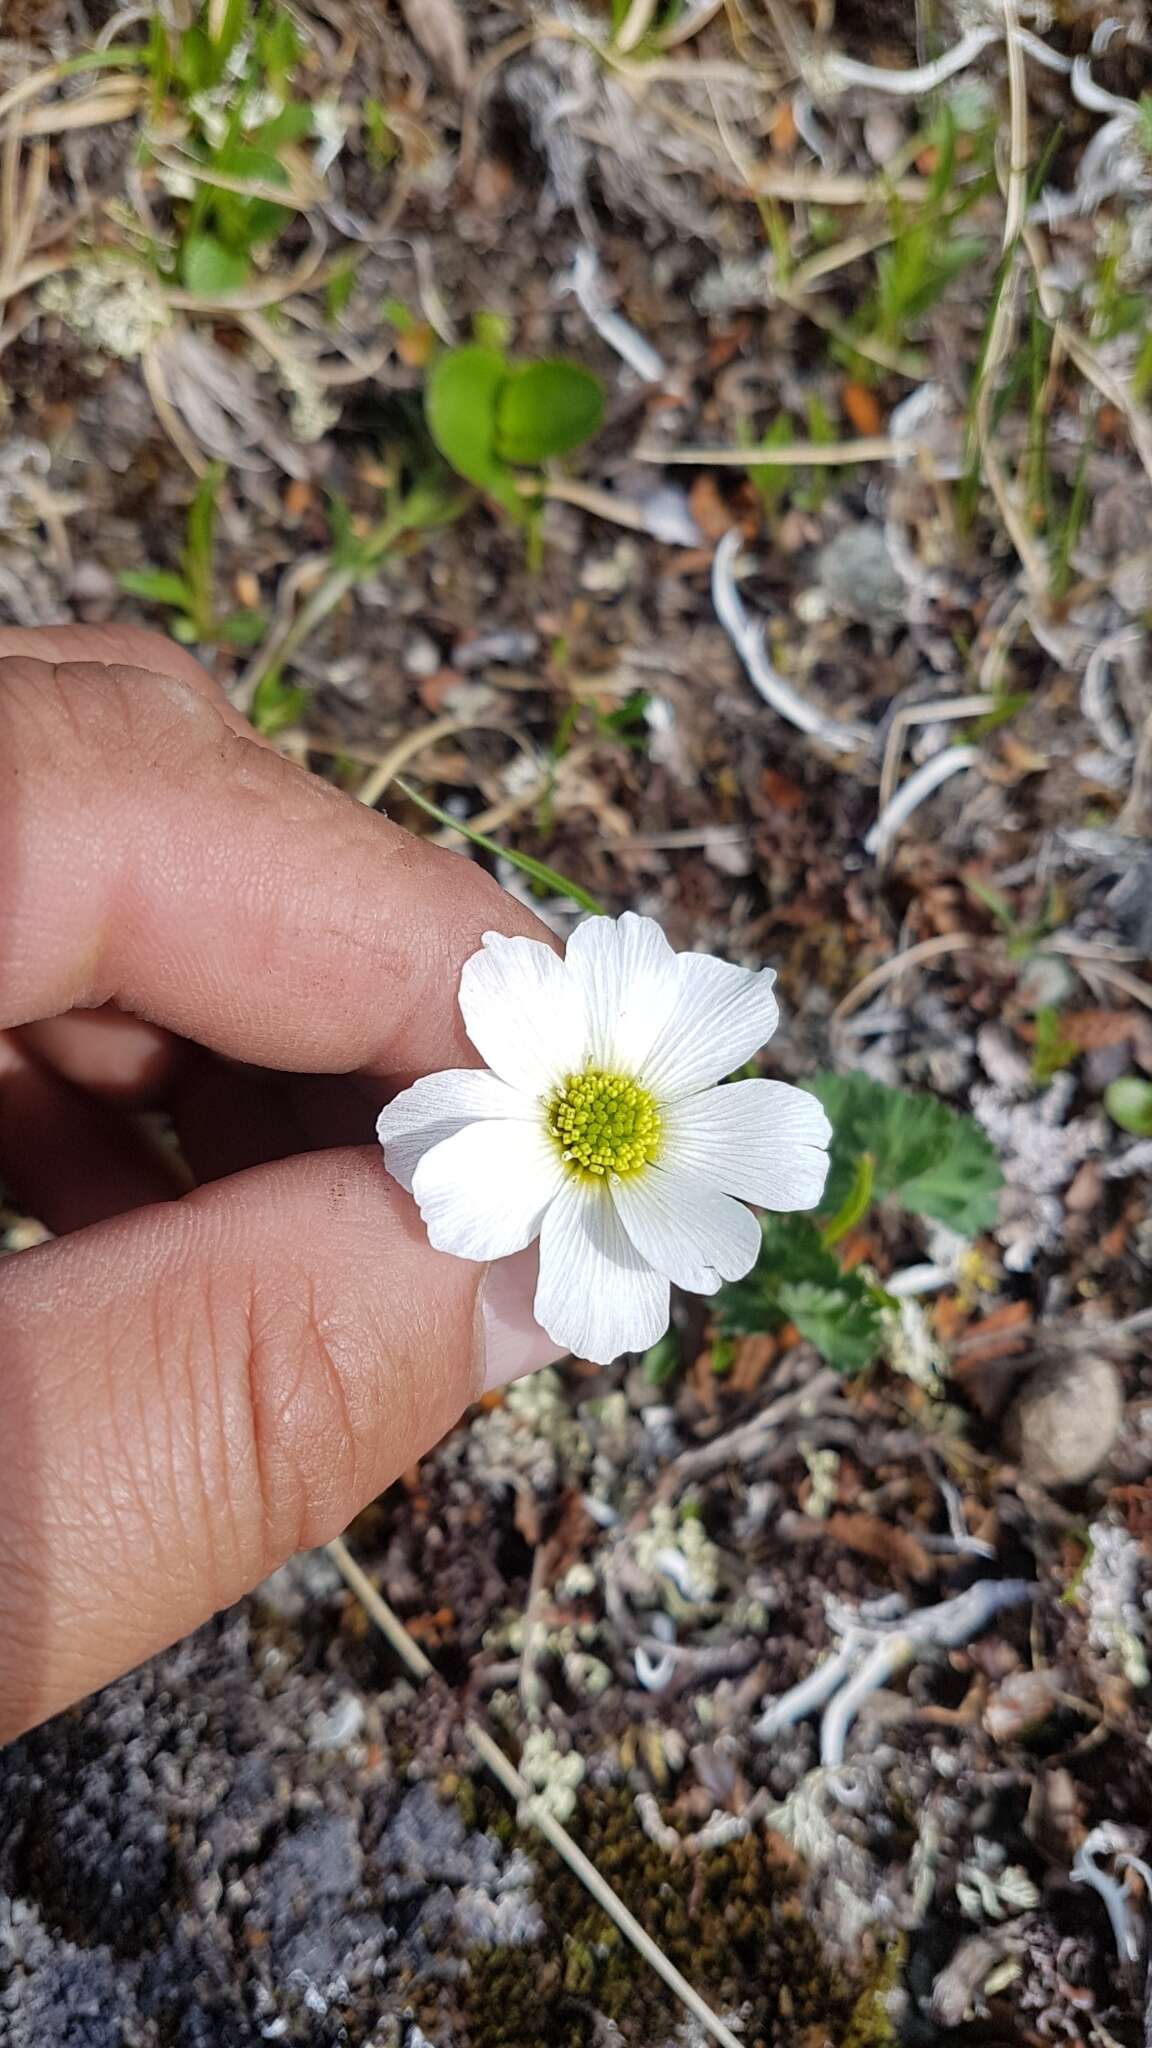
<box><xmin>0</xmin><ymin>650</ymin><xmax>555</xmax><ymax>1077</ymax></box>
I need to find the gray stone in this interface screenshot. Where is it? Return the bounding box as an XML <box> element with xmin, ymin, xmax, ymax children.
<box><xmin>815</xmin><ymin>522</ymin><xmax>905</xmax><ymax>622</ymax></box>
<box><xmin>1006</xmin><ymin>1353</ymin><xmax>1124</xmax><ymax>1486</ymax></box>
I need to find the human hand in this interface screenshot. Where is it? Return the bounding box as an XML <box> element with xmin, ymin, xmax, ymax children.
<box><xmin>0</xmin><ymin>625</ymin><xmax>561</xmax><ymax>1742</ymax></box>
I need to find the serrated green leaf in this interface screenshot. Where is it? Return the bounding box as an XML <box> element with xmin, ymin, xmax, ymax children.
<box><xmin>714</xmin><ymin>1213</ymin><xmax>887</xmax><ymax>1374</ymax></box>
<box><xmin>775</xmin><ymin>1279</ymin><xmax>887</xmax><ymax>1372</ymax></box>
<box><xmin>424</xmin><ymin>344</ymin><xmax>507</xmax><ymax>488</ymax></box>
<box><xmin>180</xmin><ymin>234</ymin><xmax>249</xmax><ymax>295</ymax></box>
<box><xmin>1105</xmin><ymin>1076</ymin><xmax>1152</xmax><ymax>1137</ymax></box>
<box><xmin>118</xmin><ymin>568</ymin><xmax>194</xmax><ymax>608</ymax></box>
<box><xmin>806</xmin><ymin>1072</ymin><xmax>1002</xmax><ymax>1235</ymax></box>
<box><xmin>495</xmin><ymin>360</ymin><xmax>604</xmax><ymax>465</ymax></box>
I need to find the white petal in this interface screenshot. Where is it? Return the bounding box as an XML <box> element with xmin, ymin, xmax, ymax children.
<box><xmin>611</xmin><ymin>1164</ymin><xmax>761</xmax><ymax>1293</ymax></box>
<box><xmin>663</xmin><ymin>1079</ymin><xmax>831</xmax><ymax>1210</ymax></box>
<box><xmin>459</xmin><ymin>933</ymin><xmax>589</xmax><ymax>1095</ymax></box>
<box><xmin>639</xmin><ymin>955</ymin><xmax>780</xmax><ymax>1098</ymax></box>
<box><xmin>534</xmin><ymin>1179</ymin><xmax>669</xmax><ymax>1365</ymax></box>
<box><xmin>412</xmin><ymin>1119</ymin><xmax>564</xmax><ymax>1260</ymax></box>
<box><xmin>377</xmin><ymin>1069</ymin><xmax>534</xmax><ymax>1191</ymax></box>
<box><xmin>564</xmin><ymin>911</ymin><xmax>683</xmax><ymax>1072</ymax></box>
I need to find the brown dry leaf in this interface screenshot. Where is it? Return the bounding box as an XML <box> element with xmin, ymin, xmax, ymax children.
<box><xmin>542</xmin><ymin>1490</ymin><xmax>598</xmax><ymax>1579</ymax></box>
<box><xmin>1062</xmin><ymin>1007</ymin><xmax>1142</xmax><ymax>1050</ymax></box>
<box><xmin>513</xmin><ymin>1483</ymin><xmax>542</xmax><ymax>1547</ymax></box>
<box><xmin>688</xmin><ymin>472</ymin><xmax>734</xmax><ymax>541</ymax></box>
<box><xmin>397</xmin><ymin>0</ymin><xmax>470</xmax><ymax>91</ymax></box>
<box><xmin>824</xmin><ymin>1510</ymin><xmax>935</xmax><ymax>1583</ymax></box>
<box><xmin>770</xmin><ymin>101</ymin><xmax>798</xmax><ymax>152</ymax></box>
<box><xmin>954</xmin><ymin>1300</ymin><xmax>1033</xmax><ymax>1353</ymax></box>
<box><xmin>396</xmin><ymin>322</ymin><xmax>435</xmax><ymax>368</ymax></box>
<box><xmin>841</xmin><ymin>380</ymin><xmax>883</xmax><ymax>436</ymax></box>
<box><xmin>689</xmin><ymin>1347</ymin><xmax>721</xmax><ymax>1412</ymax></box>
<box><xmin>759</xmin><ymin>767</ymin><xmax>807</xmax><ymax>812</ymax></box>
<box><xmin>728</xmin><ymin>1333</ymin><xmax>776</xmax><ymax>1395</ymax></box>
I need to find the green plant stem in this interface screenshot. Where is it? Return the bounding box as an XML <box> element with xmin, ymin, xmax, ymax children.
<box><xmin>236</xmin><ymin>560</ymin><xmax>359</xmax><ymax>712</ymax></box>
<box><xmin>393</xmin><ymin>779</ymin><xmax>605</xmax><ymax>914</ymax></box>
<box><xmin>820</xmin><ymin>1152</ymin><xmax>875</xmax><ymax>1249</ymax></box>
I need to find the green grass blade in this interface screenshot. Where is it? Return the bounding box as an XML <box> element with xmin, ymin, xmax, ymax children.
<box><xmin>393</xmin><ymin>778</ymin><xmax>605</xmax><ymax>915</ymax></box>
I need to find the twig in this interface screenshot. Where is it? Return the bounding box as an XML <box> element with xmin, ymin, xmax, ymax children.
<box><xmin>325</xmin><ymin>1535</ymin><xmax>744</xmax><ymax>2048</ymax></box>
<box><xmin>661</xmin><ymin>1367</ymin><xmax>842</xmax><ymax>1493</ymax></box>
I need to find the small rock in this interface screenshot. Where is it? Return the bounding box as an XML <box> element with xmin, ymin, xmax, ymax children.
<box><xmin>815</xmin><ymin>522</ymin><xmax>905</xmax><ymax>622</ymax></box>
<box><xmin>1006</xmin><ymin>1353</ymin><xmax>1124</xmax><ymax>1485</ymax></box>
<box><xmin>402</xmin><ymin>630</ymin><xmax>441</xmax><ymax>678</ymax></box>
<box><xmin>984</xmin><ymin>1667</ymin><xmax>1061</xmax><ymax>1743</ymax></box>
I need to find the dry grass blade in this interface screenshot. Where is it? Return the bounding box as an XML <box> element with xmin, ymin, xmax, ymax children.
<box><xmin>325</xmin><ymin>1535</ymin><xmax>745</xmax><ymax>2048</ymax></box>
<box><xmin>637</xmin><ymin>435</ymin><xmax>903</xmax><ymax>466</ymax></box>
<box><xmin>397</xmin><ymin>0</ymin><xmax>471</xmax><ymax>91</ymax></box>
<box><xmin>12</xmin><ymin>81</ymin><xmax>148</xmax><ymax>135</ymax></box>
<box><xmin>969</xmin><ymin>0</ymin><xmax>1048</xmax><ymax>593</ymax></box>
<box><xmin>832</xmin><ymin>933</ymin><xmax>979</xmax><ymax>1023</ymax></box>
<box><xmin>356</xmin><ymin>713</ymin><xmax>540</xmax><ymax>810</ymax></box>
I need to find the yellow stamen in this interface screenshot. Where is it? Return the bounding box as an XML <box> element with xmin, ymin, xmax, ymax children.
<box><xmin>547</xmin><ymin>1069</ymin><xmax>662</xmax><ymax>1179</ymax></box>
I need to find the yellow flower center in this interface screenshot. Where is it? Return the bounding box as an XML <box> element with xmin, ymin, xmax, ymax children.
<box><xmin>548</xmin><ymin>1069</ymin><xmax>662</xmax><ymax>1179</ymax></box>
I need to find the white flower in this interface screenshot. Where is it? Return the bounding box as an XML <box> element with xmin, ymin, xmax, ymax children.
<box><xmin>376</xmin><ymin>913</ymin><xmax>831</xmax><ymax>1365</ymax></box>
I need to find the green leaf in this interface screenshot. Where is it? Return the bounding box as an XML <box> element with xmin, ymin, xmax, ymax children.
<box><xmin>219</xmin><ymin>609</ymin><xmax>267</xmax><ymax>646</ymax></box>
<box><xmin>776</xmin><ymin>1280</ymin><xmax>888</xmax><ymax>1373</ymax></box>
<box><xmin>176</xmin><ymin>24</ymin><xmax>217</xmax><ymax>92</ymax></box>
<box><xmin>715</xmin><ymin>1213</ymin><xmax>887</xmax><ymax>1375</ymax></box>
<box><xmin>1105</xmin><ymin>1076</ymin><xmax>1152</xmax><ymax>1137</ymax></box>
<box><xmin>642</xmin><ymin>1330</ymin><xmax>682</xmax><ymax>1387</ymax></box>
<box><xmin>209</xmin><ymin>0</ymin><xmax>248</xmax><ymax>61</ymax></box>
<box><xmin>806</xmin><ymin>1072</ymin><xmax>1002</xmax><ymax>1236</ymax></box>
<box><xmin>424</xmin><ymin>344</ymin><xmax>507</xmax><ymax>488</ymax></box>
<box><xmin>495</xmin><ymin>360</ymin><xmax>604</xmax><ymax>465</ymax></box>
<box><xmin>180</xmin><ymin>234</ymin><xmax>249</xmax><ymax>295</ymax></box>
<box><xmin>473</xmin><ymin>309</ymin><xmax>513</xmax><ymax>353</ymax></box>
<box><xmin>393</xmin><ymin>778</ymin><xmax>605</xmax><ymax>915</ymax></box>
<box><xmin>118</xmin><ymin>568</ymin><xmax>193</xmax><ymax>608</ymax></box>
<box><xmin>213</xmin><ymin>140</ymin><xmax>291</xmax><ymax>187</ymax></box>
<box><xmin>251</xmin><ymin>669</ymin><xmax>309</xmax><ymax>736</ymax></box>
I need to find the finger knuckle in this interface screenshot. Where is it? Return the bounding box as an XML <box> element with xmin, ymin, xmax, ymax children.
<box><xmin>232</xmin><ymin>1270</ymin><xmax>378</xmax><ymax>1562</ymax></box>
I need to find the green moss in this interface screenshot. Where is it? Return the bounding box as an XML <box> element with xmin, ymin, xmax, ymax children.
<box><xmin>841</xmin><ymin>1939</ymin><xmax>905</xmax><ymax>2048</ymax></box>
<box><xmin>465</xmin><ymin>1788</ymin><xmax>871</xmax><ymax>2047</ymax></box>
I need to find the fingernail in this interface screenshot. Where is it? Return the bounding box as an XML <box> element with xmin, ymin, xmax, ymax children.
<box><xmin>480</xmin><ymin>1246</ymin><xmax>566</xmax><ymax>1392</ymax></box>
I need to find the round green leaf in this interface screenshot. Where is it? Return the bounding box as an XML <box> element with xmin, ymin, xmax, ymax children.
<box><xmin>1105</xmin><ymin>1076</ymin><xmax>1152</xmax><ymax>1137</ymax></box>
<box><xmin>180</xmin><ymin>234</ymin><xmax>250</xmax><ymax>296</ymax></box>
<box><xmin>424</xmin><ymin>345</ymin><xmax>507</xmax><ymax>488</ymax></box>
<box><xmin>495</xmin><ymin>360</ymin><xmax>604</xmax><ymax>466</ymax></box>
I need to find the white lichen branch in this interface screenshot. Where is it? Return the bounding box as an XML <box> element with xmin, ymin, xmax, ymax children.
<box><xmin>712</xmin><ymin>532</ymin><xmax>870</xmax><ymax>756</ymax></box>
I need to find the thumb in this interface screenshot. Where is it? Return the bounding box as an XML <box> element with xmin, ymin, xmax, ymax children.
<box><xmin>0</xmin><ymin>1147</ymin><xmax>501</xmax><ymax>1740</ymax></box>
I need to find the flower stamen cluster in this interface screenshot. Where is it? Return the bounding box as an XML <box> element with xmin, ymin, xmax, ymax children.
<box><xmin>548</xmin><ymin>1070</ymin><xmax>662</xmax><ymax>1179</ymax></box>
